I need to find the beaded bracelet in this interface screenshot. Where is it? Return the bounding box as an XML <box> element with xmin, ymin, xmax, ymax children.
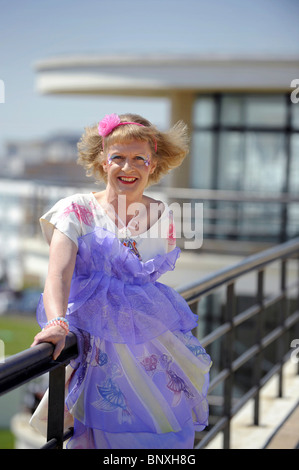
<box><xmin>43</xmin><ymin>317</ymin><xmax>69</xmax><ymax>334</ymax></box>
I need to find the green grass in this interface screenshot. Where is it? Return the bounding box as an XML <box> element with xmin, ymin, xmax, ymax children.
<box><xmin>0</xmin><ymin>314</ymin><xmax>40</xmax><ymax>357</ymax></box>
<box><xmin>0</xmin><ymin>315</ymin><xmax>41</xmax><ymax>449</ymax></box>
<box><xmin>0</xmin><ymin>429</ymin><xmax>15</xmax><ymax>449</ymax></box>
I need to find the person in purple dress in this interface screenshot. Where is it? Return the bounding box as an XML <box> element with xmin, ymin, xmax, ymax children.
<box><xmin>31</xmin><ymin>113</ymin><xmax>211</xmax><ymax>449</ymax></box>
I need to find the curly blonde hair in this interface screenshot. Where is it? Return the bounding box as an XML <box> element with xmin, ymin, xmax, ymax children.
<box><xmin>77</xmin><ymin>113</ymin><xmax>189</xmax><ymax>186</ymax></box>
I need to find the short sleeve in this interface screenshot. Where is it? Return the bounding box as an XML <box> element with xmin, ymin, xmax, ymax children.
<box><xmin>40</xmin><ymin>195</ymin><xmax>84</xmax><ymax>247</ymax></box>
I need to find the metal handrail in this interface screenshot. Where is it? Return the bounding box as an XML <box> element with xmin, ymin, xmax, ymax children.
<box><xmin>161</xmin><ymin>187</ymin><xmax>299</xmax><ymax>204</ymax></box>
<box><xmin>0</xmin><ymin>237</ymin><xmax>298</xmax><ymax>449</ymax></box>
<box><xmin>0</xmin><ymin>333</ymin><xmax>78</xmax><ymax>395</ymax></box>
<box><xmin>178</xmin><ymin>236</ymin><xmax>299</xmax><ymax>449</ymax></box>
<box><xmin>177</xmin><ymin>236</ymin><xmax>299</xmax><ymax>301</ymax></box>
<box><xmin>0</xmin><ymin>333</ymin><xmax>78</xmax><ymax>449</ymax></box>
<box><xmin>160</xmin><ymin>187</ymin><xmax>299</xmax><ymax>246</ymax></box>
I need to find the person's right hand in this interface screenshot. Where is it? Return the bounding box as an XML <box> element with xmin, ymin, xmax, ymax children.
<box><xmin>31</xmin><ymin>325</ymin><xmax>67</xmax><ymax>360</ymax></box>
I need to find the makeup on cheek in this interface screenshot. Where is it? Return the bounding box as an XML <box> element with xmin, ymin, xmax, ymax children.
<box><xmin>107</xmin><ymin>154</ymin><xmax>114</xmax><ymax>165</ymax></box>
<box><xmin>136</xmin><ymin>155</ymin><xmax>151</xmax><ymax>167</ymax></box>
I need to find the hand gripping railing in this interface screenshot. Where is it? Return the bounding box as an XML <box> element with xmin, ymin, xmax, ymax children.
<box><xmin>0</xmin><ymin>332</ymin><xmax>78</xmax><ymax>449</ymax></box>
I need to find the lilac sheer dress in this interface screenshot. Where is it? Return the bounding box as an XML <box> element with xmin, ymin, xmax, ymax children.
<box><xmin>35</xmin><ymin>194</ymin><xmax>211</xmax><ymax>449</ymax></box>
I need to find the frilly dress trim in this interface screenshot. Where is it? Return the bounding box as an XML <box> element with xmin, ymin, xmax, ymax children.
<box><xmin>36</xmin><ymin>227</ymin><xmax>198</xmax><ymax>345</ymax></box>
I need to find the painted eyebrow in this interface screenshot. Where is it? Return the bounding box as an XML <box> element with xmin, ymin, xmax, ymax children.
<box><xmin>110</xmin><ymin>153</ymin><xmax>148</xmax><ymax>157</ymax></box>
<box><xmin>107</xmin><ymin>153</ymin><xmax>151</xmax><ymax>167</ymax></box>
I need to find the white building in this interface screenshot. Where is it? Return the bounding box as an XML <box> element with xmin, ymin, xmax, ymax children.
<box><xmin>2</xmin><ymin>133</ymin><xmax>81</xmax><ymax>178</ymax></box>
<box><xmin>34</xmin><ymin>54</ymin><xmax>299</xmax><ymax>242</ymax></box>
<box><xmin>2</xmin><ymin>54</ymin><xmax>299</xmax><ymax>291</ymax></box>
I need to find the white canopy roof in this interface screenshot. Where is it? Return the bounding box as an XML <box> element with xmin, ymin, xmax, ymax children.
<box><xmin>35</xmin><ymin>54</ymin><xmax>299</xmax><ymax>96</ymax></box>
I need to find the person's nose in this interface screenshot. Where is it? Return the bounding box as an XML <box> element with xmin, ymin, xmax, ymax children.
<box><xmin>122</xmin><ymin>158</ymin><xmax>135</xmax><ymax>172</ymax></box>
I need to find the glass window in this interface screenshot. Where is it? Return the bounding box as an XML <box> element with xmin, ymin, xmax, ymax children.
<box><xmin>193</xmin><ymin>96</ymin><xmax>215</xmax><ymax>127</ymax></box>
<box><xmin>191</xmin><ymin>131</ymin><xmax>214</xmax><ymax>188</ymax></box>
<box><xmin>243</xmin><ymin>132</ymin><xmax>286</xmax><ymax>192</ymax></box>
<box><xmin>291</xmin><ymin>102</ymin><xmax>299</xmax><ymax>129</ymax></box>
<box><xmin>215</xmin><ymin>131</ymin><xmax>286</xmax><ymax>193</ymax></box>
<box><xmin>220</xmin><ymin>95</ymin><xmax>287</xmax><ymax>127</ymax></box>
<box><xmin>289</xmin><ymin>134</ymin><xmax>299</xmax><ymax>193</ymax></box>
<box><xmin>221</xmin><ymin>95</ymin><xmax>244</xmax><ymax>125</ymax></box>
<box><xmin>217</xmin><ymin>132</ymin><xmax>244</xmax><ymax>190</ymax></box>
<box><xmin>191</xmin><ymin>92</ymin><xmax>298</xmax><ymax>243</ymax></box>
<box><xmin>245</xmin><ymin>95</ymin><xmax>286</xmax><ymax>127</ymax></box>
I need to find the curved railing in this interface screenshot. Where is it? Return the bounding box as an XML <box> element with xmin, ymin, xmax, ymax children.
<box><xmin>0</xmin><ymin>237</ymin><xmax>299</xmax><ymax>449</ymax></box>
<box><xmin>178</xmin><ymin>236</ymin><xmax>299</xmax><ymax>448</ymax></box>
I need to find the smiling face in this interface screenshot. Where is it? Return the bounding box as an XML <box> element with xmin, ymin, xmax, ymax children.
<box><xmin>102</xmin><ymin>140</ymin><xmax>157</xmax><ymax>202</ymax></box>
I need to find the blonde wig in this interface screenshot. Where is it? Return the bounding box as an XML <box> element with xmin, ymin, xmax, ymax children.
<box><xmin>77</xmin><ymin>113</ymin><xmax>189</xmax><ymax>186</ymax></box>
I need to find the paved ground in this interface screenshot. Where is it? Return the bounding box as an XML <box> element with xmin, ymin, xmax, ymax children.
<box><xmin>265</xmin><ymin>403</ymin><xmax>299</xmax><ymax>449</ymax></box>
<box><xmin>205</xmin><ymin>360</ymin><xmax>299</xmax><ymax>449</ymax></box>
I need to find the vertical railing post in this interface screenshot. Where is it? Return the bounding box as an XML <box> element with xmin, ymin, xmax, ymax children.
<box><xmin>253</xmin><ymin>269</ymin><xmax>264</xmax><ymax>426</ymax></box>
<box><xmin>223</xmin><ymin>282</ymin><xmax>235</xmax><ymax>449</ymax></box>
<box><xmin>278</xmin><ymin>259</ymin><xmax>287</xmax><ymax>397</ymax></box>
<box><xmin>47</xmin><ymin>364</ymin><xmax>66</xmax><ymax>449</ymax></box>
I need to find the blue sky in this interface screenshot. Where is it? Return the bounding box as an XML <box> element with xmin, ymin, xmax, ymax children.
<box><xmin>0</xmin><ymin>0</ymin><xmax>299</xmax><ymax>153</ymax></box>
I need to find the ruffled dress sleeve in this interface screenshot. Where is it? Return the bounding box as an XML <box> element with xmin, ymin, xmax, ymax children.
<box><xmin>39</xmin><ymin>195</ymin><xmax>88</xmax><ymax>247</ymax></box>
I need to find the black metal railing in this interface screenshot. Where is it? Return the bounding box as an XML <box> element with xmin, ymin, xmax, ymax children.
<box><xmin>16</xmin><ymin>181</ymin><xmax>299</xmax><ymax>253</ymax></box>
<box><xmin>0</xmin><ymin>332</ymin><xmax>78</xmax><ymax>449</ymax></box>
<box><xmin>0</xmin><ymin>237</ymin><xmax>299</xmax><ymax>449</ymax></box>
<box><xmin>162</xmin><ymin>187</ymin><xmax>299</xmax><ymax>248</ymax></box>
<box><xmin>176</xmin><ymin>236</ymin><xmax>299</xmax><ymax>449</ymax></box>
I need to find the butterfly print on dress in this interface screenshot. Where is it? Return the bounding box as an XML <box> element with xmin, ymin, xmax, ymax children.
<box><xmin>166</xmin><ymin>370</ymin><xmax>194</xmax><ymax>406</ymax></box>
<box><xmin>92</xmin><ymin>379</ymin><xmax>132</xmax><ymax>424</ymax></box>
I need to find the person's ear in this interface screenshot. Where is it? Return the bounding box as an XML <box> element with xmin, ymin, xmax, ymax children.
<box><xmin>149</xmin><ymin>160</ymin><xmax>157</xmax><ymax>174</ymax></box>
<box><xmin>101</xmin><ymin>153</ymin><xmax>108</xmax><ymax>173</ymax></box>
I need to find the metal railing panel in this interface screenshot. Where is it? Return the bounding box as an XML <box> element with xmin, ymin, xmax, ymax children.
<box><xmin>190</xmin><ymin>239</ymin><xmax>299</xmax><ymax>449</ymax></box>
<box><xmin>0</xmin><ymin>238</ymin><xmax>298</xmax><ymax>449</ymax></box>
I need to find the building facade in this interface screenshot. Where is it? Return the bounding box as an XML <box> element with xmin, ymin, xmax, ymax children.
<box><xmin>34</xmin><ymin>54</ymin><xmax>299</xmax><ymax>244</ymax></box>
<box><xmin>2</xmin><ymin>55</ymin><xmax>299</xmax><ymax>291</ymax></box>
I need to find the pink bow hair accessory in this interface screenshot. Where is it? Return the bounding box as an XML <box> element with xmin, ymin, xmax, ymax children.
<box><xmin>98</xmin><ymin>114</ymin><xmax>121</xmax><ymax>137</ymax></box>
<box><xmin>98</xmin><ymin>113</ymin><xmax>158</xmax><ymax>152</ymax></box>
